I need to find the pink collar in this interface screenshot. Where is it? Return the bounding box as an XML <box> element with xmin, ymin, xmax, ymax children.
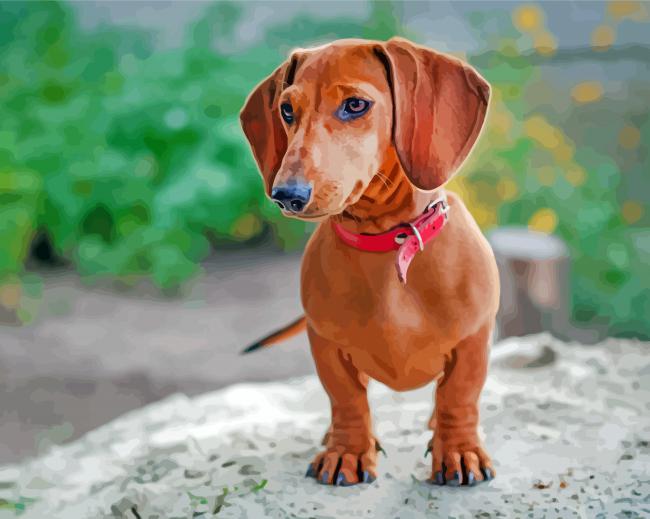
<box><xmin>331</xmin><ymin>196</ymin><xmax>450</xmax><ymax>284</ymax></box>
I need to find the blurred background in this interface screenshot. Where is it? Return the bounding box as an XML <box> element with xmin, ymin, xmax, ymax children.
<box><xmin>0</xmin><ymin>0</ymin><xmax>648</xmax><ymax>465</ymax></box>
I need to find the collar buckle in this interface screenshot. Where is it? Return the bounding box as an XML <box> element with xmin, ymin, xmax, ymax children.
<box><xmin>393</xmin><ymin>195</ymin><xmax>449</xmax><ymax>248</ymax></box>
<box><xmin>425</xmin><ymin>195</ymin><xmax>450</xmax><ymax>217</ymax></box>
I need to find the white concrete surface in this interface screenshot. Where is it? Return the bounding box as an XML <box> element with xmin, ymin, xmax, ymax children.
<box><xmin>1</xmin><ymin>334</ymin><xmax>647</xmax><ymax>518</ymax></box>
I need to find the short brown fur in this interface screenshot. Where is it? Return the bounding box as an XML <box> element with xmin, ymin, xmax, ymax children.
<box><xmin>240</xmin><ymin>37</ymin><xmax>499</xmax><ymax>486</ymax></box>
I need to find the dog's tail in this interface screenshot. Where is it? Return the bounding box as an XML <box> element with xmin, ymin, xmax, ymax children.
<box><xmin>240</xmin><ymin>315</ymin><xmax>307</xmax><ymax>354</ymax></box>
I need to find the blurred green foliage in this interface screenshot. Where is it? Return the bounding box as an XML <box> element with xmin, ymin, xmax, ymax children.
<box><xmin>0</xmin><ymin>1</ymin><xmax>647</xmax><ymax>337</ymax></box>
<box><xmin>0</xmin><ymin>1</ymin><xmax>402</xmax><ymax>297</ymax></box>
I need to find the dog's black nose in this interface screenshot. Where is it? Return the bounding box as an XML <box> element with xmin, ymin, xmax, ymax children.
<box><xmin>271</xmin><ymin>184</ymin><xmax>312</xmax><ymax>213</ymax></box>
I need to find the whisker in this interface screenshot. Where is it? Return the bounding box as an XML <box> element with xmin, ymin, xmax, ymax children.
<box><xmin>375</xmin><ymin>172</ymin><xmax>393</xmax><ymax>189</ymax></box>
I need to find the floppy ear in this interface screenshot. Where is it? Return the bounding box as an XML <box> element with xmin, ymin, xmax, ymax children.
<box><xmin>240</xmin><ymin>54</ymin><xmax>301</xmax><ymax>194</ymax></box>
<box><xmin>375</xmin><ymin>37</ymin><xmax>490</xmax><ymax>191</ymax></box>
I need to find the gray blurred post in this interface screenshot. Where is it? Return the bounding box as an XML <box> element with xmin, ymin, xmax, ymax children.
<box><xmin>488</xmin><ymin>227</ymin><xmax>571</xmax><ymax>340</ymax></box>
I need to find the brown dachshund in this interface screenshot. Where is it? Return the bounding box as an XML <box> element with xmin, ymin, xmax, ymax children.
<box><xmin>240</xmin><ymin>37</ymin><xmax>499</xmax><ymax>487</ymax></box>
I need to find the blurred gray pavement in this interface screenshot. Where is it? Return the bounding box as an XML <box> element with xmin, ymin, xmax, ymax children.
<box><xmin>0</xmin><ymin>249</ymin><xmax>313</xmax><ymax>464</ymax></box>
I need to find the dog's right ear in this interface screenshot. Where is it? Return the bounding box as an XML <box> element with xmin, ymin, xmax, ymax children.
<box><xmin>375</xmin><ymin>37</ymin><xmax>490</xmax><ymax>191</ymax></box>
<box><xmin>240</xmin><ymin>54</ymin><xmax>301</xmax><ymax>195</ymax></box>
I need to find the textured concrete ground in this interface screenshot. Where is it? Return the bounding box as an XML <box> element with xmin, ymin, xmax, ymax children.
<box><xmin>0</xmin><ymin>334</ymin><xmax>648</xmax><ymax>518</ymax></box>
<box><xmin>0</xmin><ymin>249</ymin><xmax>312</xmax><ymax>464</ymax></box>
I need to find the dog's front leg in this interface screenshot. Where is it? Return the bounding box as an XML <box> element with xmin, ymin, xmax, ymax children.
<box><xmin>429</xmin><ymin>323</ymin><xmax>495</xmax><ymax>486</ymax></box>
<box><xmin>305</xmin><ymin>326</ymin><xmax>378</xmax><ymax>486</ymax></box>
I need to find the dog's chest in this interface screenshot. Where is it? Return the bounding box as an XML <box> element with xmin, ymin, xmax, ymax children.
<box><xmin>301</xmin><ymin>226</ymin><xmax>458</xmax><ymax>351</ymax></box>
<box><xmin>303</xmin><ymin>271</ymin><xmax>430</xmax><ymax>343</ymax></box>
<box><xmin>299</xmin><ymin>222</ymin><xmax>490</xmax><ymax>389</ymax></box>
<box><xmin>302</xmin><ymin>263</ymin><xmax>450</xmax><ymax>388</ymax></box>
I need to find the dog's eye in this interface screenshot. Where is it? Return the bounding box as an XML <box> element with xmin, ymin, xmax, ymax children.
<box><xmin>336</xmin><ymin>97</ymin><xmax>372</xmax><ymax>121</ymax></box>
<box><xmin>280</xmin><ymin>103</ymin><xmax>294</xmax><ymax>124</ymax></box>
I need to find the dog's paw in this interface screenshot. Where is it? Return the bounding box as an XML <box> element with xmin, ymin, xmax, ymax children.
<box><xmin>305</xmin><ymin>445</ymin><xmax>378</xmax><ymax>486</ymax></box>
<box><xmin>426</xmin><ymin>436</ymin><xmax>495</xmax><ymax>487</ymax></box>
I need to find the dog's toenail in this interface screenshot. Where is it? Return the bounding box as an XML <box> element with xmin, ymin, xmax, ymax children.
<box><xmin>424</xmin><ymin>446</ymin><xmax>432</xmax><ymax>458</ymax></box>
<box><xmin>305</xmin><ymin>464</ymin><xmax>316</xmax><ymax>478</ymax></box>
<box><xmin>320</xmin><ymin>471</ymin><xmax>329</xmax><ymax>484</ymax></box>
<box><xmin>336</xmin><ymin>473</ymin><xmax>346</xmax><ymax>486</ymax></box>
<box><xmin>483</xmin><ymin>468</ymin><xmax>493</xmax><ymax>480</ymax></box>
<box><xmin>467</xmin><ymin>472</ymin><xmax>476</xmax><ymax>486</ymax></box>
<box><xmin>434</xmin><ymin>471</ymin><xmax>444</xmax><ymax>485</ymax></box>
<box><xmin>362</xmin><ymin>471</ymin><xmax>375</xmax><ymax>483</ymax></box>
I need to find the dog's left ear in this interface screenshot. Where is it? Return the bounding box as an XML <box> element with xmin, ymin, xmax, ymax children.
<box><xmin>240</xmin><ymin>53</ymin><xmax>302</xmax><ymax>194</ymax></box>
<box><xmin>375</xmin><ymin>37</ymin><xmax>490</xmax><ymax>191</ymax></box>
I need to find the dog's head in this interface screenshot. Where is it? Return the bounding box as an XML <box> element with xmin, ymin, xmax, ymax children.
<box><xmin>240</xmin><ymin>37</ymin><xmax>490</xmax><ymax>220</ymax></box>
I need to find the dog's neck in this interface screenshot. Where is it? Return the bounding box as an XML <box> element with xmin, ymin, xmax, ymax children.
<box><xmin>337</xmin><ymin>148</ymin><xmax>438</xmax><ymax>234</ymax></box>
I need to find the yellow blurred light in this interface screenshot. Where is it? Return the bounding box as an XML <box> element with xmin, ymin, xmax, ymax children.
<box><xmin>566</xmin><ymin>167</ymin><xmax>587</xmax><ymax>187</ymax></box>
<box><xmin>513</xmin><ymin>4</ymin><xmax>544</xmax><ymax>32</ymax></box>
<box><xmin>446</xmin><ymin>175</ymin><xmax>471</xmax><ymax>199</ymax></box>
<box><xmin>0</xmin><ymin>283</ymin><xmax>21</xmax><ymax>310</ymax></box>
<box><xmin>491</xmin><ymin>88</ymin><xmax>504</xmax><ymax>103</ymax></box>
<box><xmin>489</xmin><ymin>109</ymin><xmax>514</xmax><ymax>135</ymax></box>
<box><xmin>524</xmin><ymin>115</ymin><xmax>562</xmax><ymax>149</ymax></box>
<box><xmin>552</xmin><ymin>142</ymin><xmax>575</xmax><ymax>162</ymax></box>
<box><xmin>496</xmin><ymin>178</ymin><xmax>518</xmax><ymax>201</ymax></box>
<box><xmin>533</xmin><ymin>31</ymin><xmax>557</xmax><ymax>56</ymax></box>
<box><xmin>528</xmin><ymin>208</ymin><xmax>558</xmax><ymax>234</ymax></box>
<box><xmin>571</xmin><ymin>81</ymin><xmax>604</xmax><ymax>104</ymax></box>
<box><xmin>619</xmin><ymin>125</ymin><xmax>641</xmax><ymax>149</ymax></box>
<box><xmin>622</xmin><ymin>201</ymin><xmax>644</xmax><ymax>224</ymax></box>
<box><xmin>607</xmin><ymin>1</ymin><xmax>645</xmax><ymax>20</ymax></box>
<box><xmin>472</xmin><ymin>204</ymin><xmax>497</xmax><ymax>229</ymax></box>
<box><xmin>231</xmin><ymin>213</ymin><xmax>262</xmax><ymax>240</ymax></box>
<box><xmin>537</xmin><ymin>167</ymin><xmax>556</xmax><ymax>186</ymax></box>
<box><xmin>591</xmin><ymin>25</ymin><xmax>616</xmax><ymax>50</ymax></box>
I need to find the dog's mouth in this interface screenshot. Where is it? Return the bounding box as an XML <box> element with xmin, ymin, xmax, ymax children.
<box><xmin>282</xmin><ymin>207</ymin><xmax>344</xmax><ymax>221</ymax></box>
<box><xmin>292</xmin><ymin>212</ymin><xmax>330</xmax><ymax>220</ymax></box>
<box><xmin>274</xmin><ymin>179</ymin><xmax>369</xmax><ymax>222</ymax></box>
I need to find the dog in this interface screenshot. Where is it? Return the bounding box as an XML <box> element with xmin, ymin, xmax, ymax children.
<box><xmin>240</xmin><ymin>37</ymin><xmax>499</xmax><ymax>487</ymax></box>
